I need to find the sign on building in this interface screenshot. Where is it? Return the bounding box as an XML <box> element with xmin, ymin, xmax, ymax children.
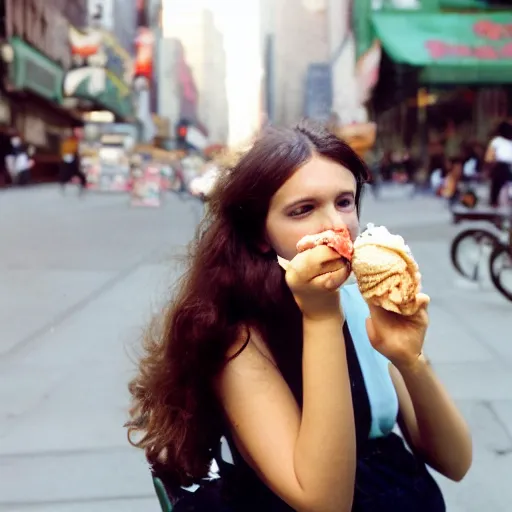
<box><xmin>304</xmin><ymin>63</ymin><xmax>333</xmax><ymax>122</ymax></box>
<box><xmin>88</xmin><ymin>0</ymin><xmax>114</xmax><ymax>31</ymax></box>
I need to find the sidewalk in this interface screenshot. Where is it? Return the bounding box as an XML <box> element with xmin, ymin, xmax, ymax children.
<box><xmin>0</xmin><ymin>186</ymin><xmax>510</xmax><ymax>511</ymax></box>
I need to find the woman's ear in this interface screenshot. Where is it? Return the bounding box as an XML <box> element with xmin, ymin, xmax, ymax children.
<box><xmin>258</xmin><ymin>241</ymin><xmax>271</xmax><ymax>253</ymax></box>
<box><xmin>258</xmin><ymin>231</ymin><xmax>272</xmax><ymax>253</ymax></box>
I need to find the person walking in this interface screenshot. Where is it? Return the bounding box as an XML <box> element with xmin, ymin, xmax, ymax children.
<box><xmin>59</xmin><ymin>152</ymin><xmax>87</xmax><ymax>194</ymax></box>
<box><xmin>485</xmin><ymin>121</ymin><xmax>512</xmax><ymax>207</ymax></box>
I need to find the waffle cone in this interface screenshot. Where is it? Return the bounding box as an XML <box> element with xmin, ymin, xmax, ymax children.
<box><xmin>352</xmin><ymin>245</ymin><xmax>421</xmax><ymax>316</ymax></box>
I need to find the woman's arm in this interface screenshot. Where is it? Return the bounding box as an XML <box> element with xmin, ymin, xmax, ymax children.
<box><xmin>390</xmin><ymin>358</ymin><xmax>472</xmax><ymax>482</ymax></box>
<box><xmin>296</xmin><ymin>314</ymin><xmax>356</xmax><ymax>508</ymax></box>
<box><xmin>217</xmin><ymin>314</ymin><xmax>356</xmax><ymax>512</ymax></box>
<box><xmin>366</xmin><ymin>296</ymin><xmax>472</xmax><ymax>482</ymax></box>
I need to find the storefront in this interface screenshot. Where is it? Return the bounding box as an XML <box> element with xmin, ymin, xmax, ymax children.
<box><xmin>372</xmin><ymin>12</ymin><xmax>512</xmax><ymax>84</ymax></box>
<box><xmin>0</xmin><ymin>37</ymin><xmax>81</xmax><ymax>182</ymax></box>
<box><xmin>1</xmin><ymin>0</ymin><xmax>83</xmax><ymax>183</ymax></box>
<box><xmin>3</xmin><ymin>37</ymin><xmax>64</xmax><ymax>103</ymax></box>
<box><xmin>60</xmin><ymin>24</ymin><xmax>138</xmax><ymax>191</ymax></box>
<box><xmin>362</xmin><ymin>8</ymin><xmax>512</xmax><ymax>158</ymax></box>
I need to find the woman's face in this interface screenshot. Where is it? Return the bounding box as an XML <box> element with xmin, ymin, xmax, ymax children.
<box><xmin>265</xmin><ymin>154</ymin><xmax>359</xmax><ymax>261</ymax></box>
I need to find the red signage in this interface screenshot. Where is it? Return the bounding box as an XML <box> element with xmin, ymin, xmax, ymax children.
<box><xmin>426</xmin><ymin>20</ymin><xmax>512</xmax><ymax>60</ymax></box>
<box><xmin>473</xmin><ymin>20</ymin><xmax>512</xmax><ymax>41</ymax></box>
<box><xmin>134</xmin><ymin>27</ymin><xmax>154</xmax><ymax>79</ymax></box>
<box><xmin>426</xmin><ymin>40</ymin><xmax>512</xmax><ymax>60</ymax></box>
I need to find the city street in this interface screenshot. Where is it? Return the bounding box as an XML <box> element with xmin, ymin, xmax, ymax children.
<box><xmin>0</xmin><ymin>185</ymin><xmax>511</xmax><ymax>512</ymax></box>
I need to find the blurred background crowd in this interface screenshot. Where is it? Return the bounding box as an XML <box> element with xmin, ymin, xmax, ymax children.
<box><xmin>0</xmin><ymin>0</ymin><xmax>511</xmax><ymax>207</ymax></box>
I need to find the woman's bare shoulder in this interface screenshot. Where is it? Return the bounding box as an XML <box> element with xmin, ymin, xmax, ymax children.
<box><xmin>224</xmin><ymin>325</ymin><xmax>277</xmax><ymax>366</ymax></box>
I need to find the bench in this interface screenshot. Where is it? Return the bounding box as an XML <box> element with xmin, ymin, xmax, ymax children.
<box><xmin>451</xmin><ymin>205</ymin><xmax>511</xmax><ymax>228</ymax></box>
<box><xmin>153</xmin><ymin>476</ymin><xmax>174</xmax><ymax>512</ymax></box>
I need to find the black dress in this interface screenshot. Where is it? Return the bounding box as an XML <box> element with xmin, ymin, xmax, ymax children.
<box><xmin>154</xmin><ymin>323</ymin><xmax>445</xmax><ymax>511</ymax></box>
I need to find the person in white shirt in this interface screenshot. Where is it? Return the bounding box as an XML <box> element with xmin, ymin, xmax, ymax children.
<box><xmin>485</xmin><ymin>121</ymin><xmax>512</xmax><ymax>207</ymax></box>
<box><xmin>5</xmin><ymin>136</ymin><xmax>34</xmax><ymax>186</ymax></box>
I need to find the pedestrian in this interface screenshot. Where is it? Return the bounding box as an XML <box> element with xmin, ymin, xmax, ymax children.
<box><xmin>441</xmin><ymin>156</ymin><xmax>464</xmax><ymax>208</ymax></box>
<box><xmin>59</xmin><ymin>152</ymin><xmax>87</xmax><ymax>194</ymax></box>
<box><xmin>379</xmin><ymin>150</ymin><xmax>394</xmax><ymax>182</ymax></box>
<box><xmin>365</xmin><ymin>146</ymin><xmax>382</xmax><ymax>199</ymax></box>
<box><xmin>402</xmin><ymin>149</ymin><xmax>416</xmax><ymax>183</ymax></box>
<box><xmin>484</xmin><ymin>120</ymin><xmax>512</xmax><ymax>207</ymax></box>
<box><xmin>5</xmin><ymin>134</ymin><xmax>34</xmax><ymax>186</ymax></box>
<box><xmin>0</xmin><ymin>130</ymin><xmax>13</xmax><ymax>186</ymax></box>
<box><xmin>461</xmin><ymin>142</ymin><xmax>482</xmax><ymax>181</ymax></box>
<box><xmin>428</xmin><ymin>154</ymin><xmax>447</xmax><ymax>196</ymax></box>
<box><xmin>126</xmin><ymin>120</ymin><xmax>471</xmax><ymax>511</ymax></box>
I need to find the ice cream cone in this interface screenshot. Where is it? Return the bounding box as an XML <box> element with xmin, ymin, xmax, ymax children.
<box><xmin>352</xmin><ymin>224</ymin><xmax>422</xmax><ymax>316</ymax></box>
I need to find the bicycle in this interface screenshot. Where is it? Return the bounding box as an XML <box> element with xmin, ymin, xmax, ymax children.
<box><xmin>488</xmin><ymin>221</ymin><xmax>512</xmax><ymax>301</ymax></box>
<box><xmin>450</xmin><ymin>206</ymin><xmax>512</xmax><ymax>301</ymax></box>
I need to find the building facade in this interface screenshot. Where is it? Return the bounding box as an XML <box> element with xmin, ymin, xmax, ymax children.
<box><xmin>261</xmin><ymin>0</ymin><xmax>380</xmax><ymax>128</ymax></box>
<box><xmin>198</xmin><ymin>10</ymin><xmax>228</xmax><ymax>145</ymax></box>
<box><xmin>162</xmin><ymin>3</ymin><xmax>228</xmax><ymax>145</ymax></box>
<box><xmin>270</xmin><ymin>0</ymin><xmax>330</xmax><ymax>126</ymax></box>
<box><xmin>157</xmin><ymin>38</ymin><xmax>199</xmax><ymax>131</ymax></box>
<box><xmin>0</xmin><ymin>0</ymin><xmax>88</xmax><ymax>183</ymax></box>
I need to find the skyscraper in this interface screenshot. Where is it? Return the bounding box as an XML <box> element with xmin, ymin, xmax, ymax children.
<box><xmin>264</xmin><ymin>0</ymin><xmax>330</xmax><ymax>126</ymax></box>
<box><xmin>162</xmin><ymin>2</ymin><xmax>228</xmax><ymax>144</ymax></box>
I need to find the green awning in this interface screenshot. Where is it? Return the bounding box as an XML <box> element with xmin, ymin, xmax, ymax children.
<box><xmin>9</xmin><ymin>37</ymin><xmax>64</xmax><ymax>102</ymax></box>
<box><xmin>70</xmin><ymin>71</ymin><xmax>133</xmax><ymax>120</ymax></box>
<box><xmin>372</xmin><ymin>12</ymin><xmax>512</xmax><ymax>84</ymax></box>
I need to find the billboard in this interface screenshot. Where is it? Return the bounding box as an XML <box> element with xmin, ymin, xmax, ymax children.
<box><xmin>88</xmin><ymin>0</ymin><xmax>115</xmax><ymax>31</ymax></box>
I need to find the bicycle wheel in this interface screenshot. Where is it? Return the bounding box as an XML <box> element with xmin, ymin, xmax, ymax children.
<box><xmin>489</xmin><ymin>244</ymin><xmax>512</xmax><ymax>302</ymax></box>
<box><xmin>450</xmin><ymin>229</ymin><xmax>499</xmax><ymax>281</ymax></box>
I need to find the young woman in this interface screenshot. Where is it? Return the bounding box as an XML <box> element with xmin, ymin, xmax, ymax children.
<box><xmin>127</xmin><ymin>120</ymin><xmax>472</xmax><ymax>511</ymax></box>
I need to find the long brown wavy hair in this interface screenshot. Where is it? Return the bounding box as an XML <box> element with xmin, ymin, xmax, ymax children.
<box><xmin>126</xmin><ymin>119</ymin><xmax>369</xmax><ymax>487</ymax></box>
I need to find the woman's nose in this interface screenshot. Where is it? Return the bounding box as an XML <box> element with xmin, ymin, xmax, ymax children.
<box><xmin>322</xmin><ymin>208</ymin><xmax>347</xmax><ymax>231</ymax></box>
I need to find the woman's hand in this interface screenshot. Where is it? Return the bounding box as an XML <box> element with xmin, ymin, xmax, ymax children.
<box><xmin>365</xmin><ymin>293</ymin><xmax>430</xmax><ymax>371</ymax></box>
<box><xmin>279</xmin><ymin>245</ymin><xmax>351</xmax><ymax>321</ymax></box>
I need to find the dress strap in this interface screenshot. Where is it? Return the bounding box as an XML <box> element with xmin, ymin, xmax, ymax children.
<box><xmin>341</xmin><ymin>284</ymin><xmax>399</xmax><ymax>439</ymax></box>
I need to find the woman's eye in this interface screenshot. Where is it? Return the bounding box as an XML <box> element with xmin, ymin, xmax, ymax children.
<box><xmin>337</xmin><ymin>198</ymin><xmax>355</xmax><ymax>211</ymax></box>
<box><xmin>289</xmin><ymin>205</ymin><xmax>313</xmax><ymax>217</ymax></box>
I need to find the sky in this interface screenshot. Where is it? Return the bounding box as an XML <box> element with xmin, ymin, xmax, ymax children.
<box><xmin>162</xmin><ymin>0</ymin><xmax>263</xmax><ymax>146</ymax></box>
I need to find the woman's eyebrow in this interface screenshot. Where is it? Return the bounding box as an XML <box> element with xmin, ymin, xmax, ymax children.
<box><xmin>282</xmin><ymin>190</ymin><xmax>355</xmax><ymax>211</ymax></box>
<box><xmin>282</xmin><ymin>196</ymin><xmax>316</xmax><ymax>210</ymax></box>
